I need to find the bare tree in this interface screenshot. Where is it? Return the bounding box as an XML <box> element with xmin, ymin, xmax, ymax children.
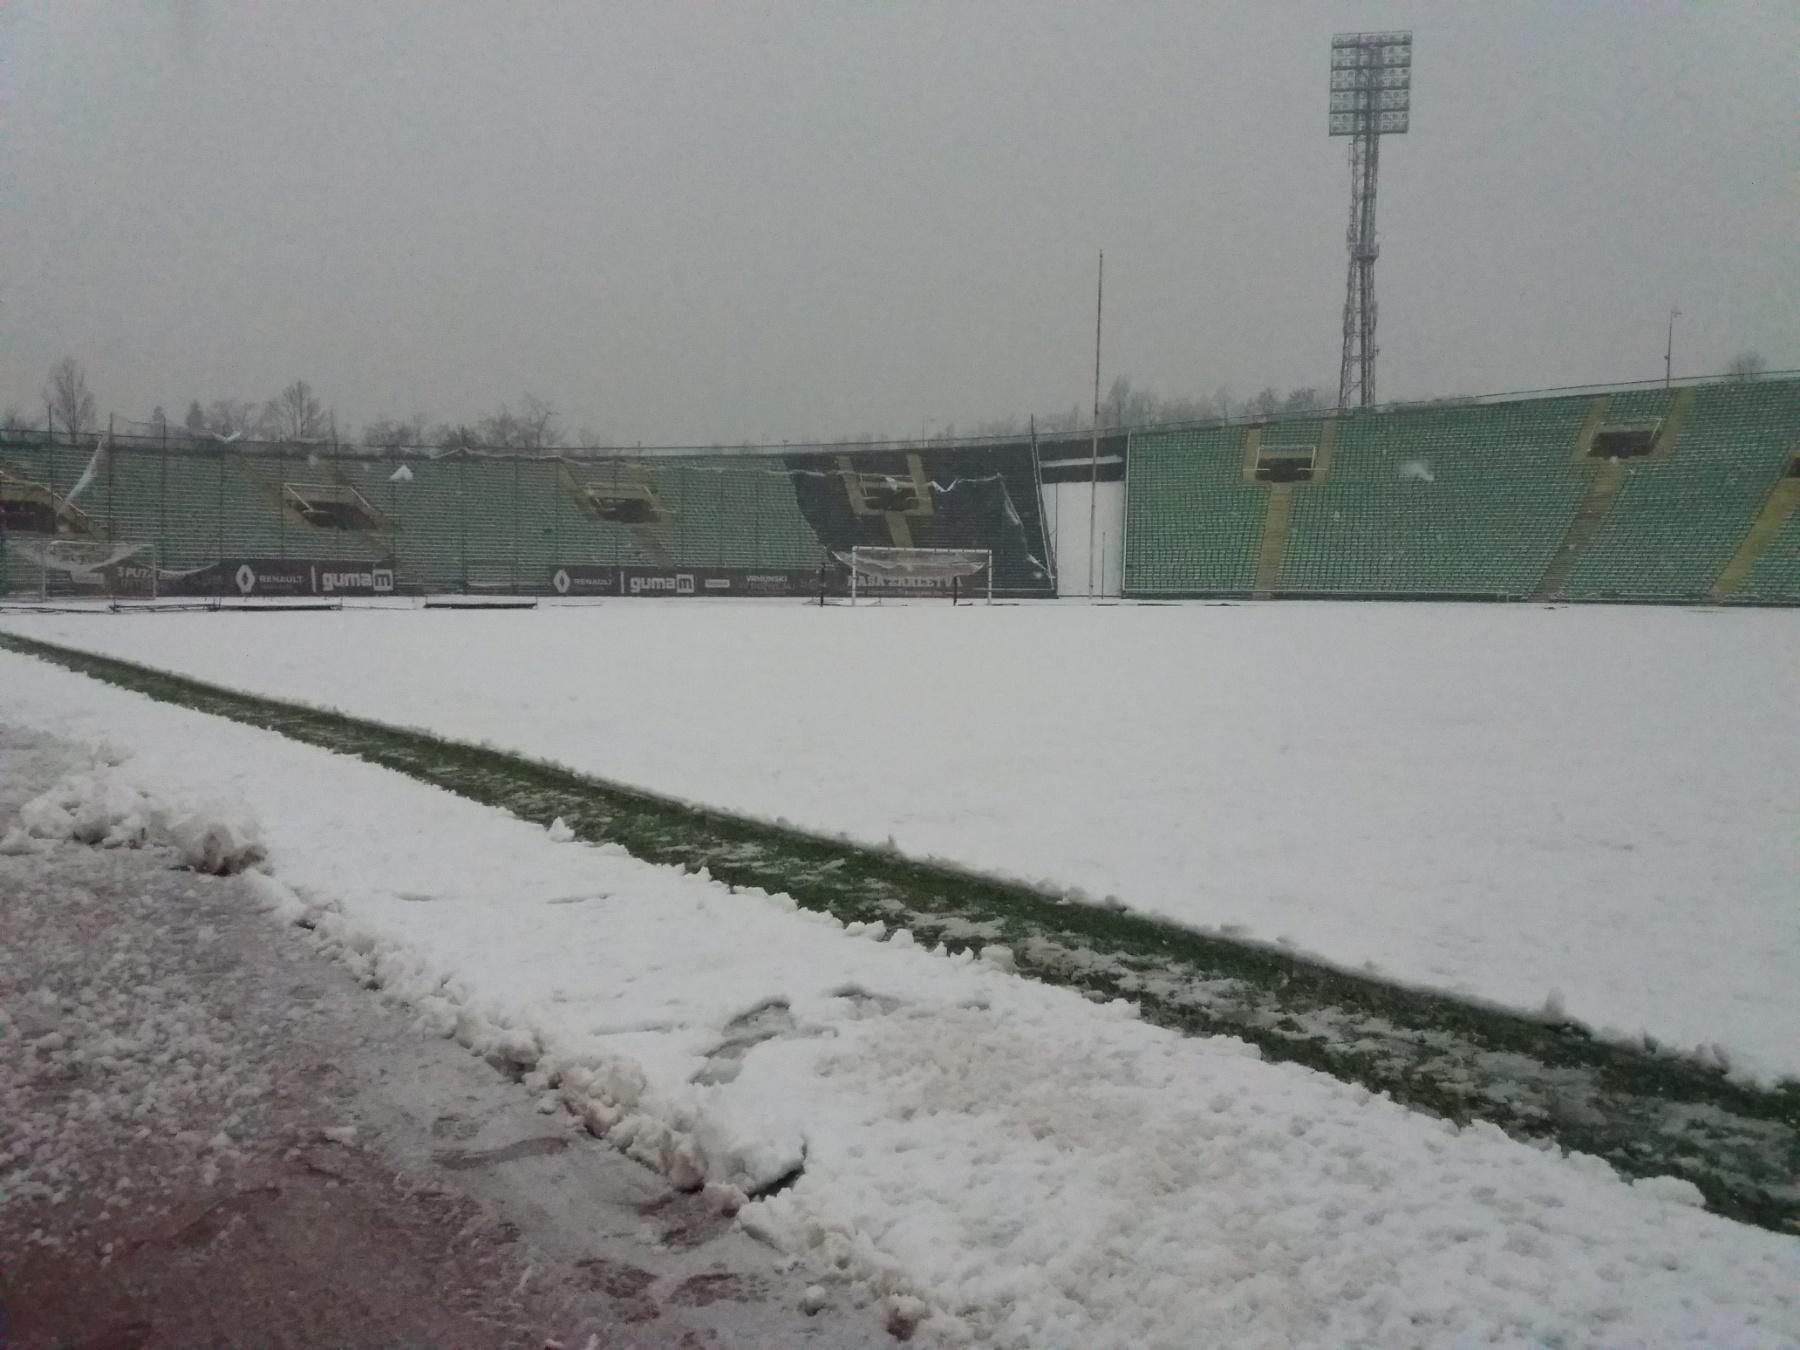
<box><xmin>203</xmin><ymin>399</ymin><xmax>261</xmax><ymax>439</ymax></box>
<box><xmin>1127</xmin><ymin>386</ymin><xmax>1164</xmax><ymax>427</ymax></box>
<box><xmin>464</xmin><ymin>395</ymin><xmax>562</xmax><ymax>452</ymax></box>
<box><xmin>516</xmin><ymin>394</ymin><xmax>560</xmax><ymax>451</ymax></box>
<box><xmin>362</xmin><ymin>413</ymin><xmax>431</xmax><ymax>449</ymax></box>
<box><xmin>1</xmin><ymin>405</ymin><xmax>34</xmax><ymax>444</ymax></box>
<box><xmin>969</xmin><ymin>417</ymin><xmax>1024</xmax><ymax>438</ymax></box>
<box><xmin>1104</xmin><ymin>375</ymin><xmax>1133</xmax><ymax>429</ymax></box>
<box><xmin>261</xmin><ymin>379</ymin><xmax>329</xmax><ymax>442</ymax></box>
<box><xmin>430</xmin><ymin>422</ymin><xmax>481</xmax><ymax>451</ymax></box>
<box><xmin>1098</xmin><ymin>376</ymin><xmax>1168</xmax><ymax>429</ymax></box>
<box><xmin>1246</xmin><ymin>387</ymin><xmax>1283</xmax><ymax>418</ymax></box>
<box><xmin>44</xmin><ymin>357</ymin><xmax>97</xmax><ymax>440</ymax></box>
<box><xmin>1156</xmin><ymin>395</ymin><xmax>1211</xmax><ymax>423</ymax></box>
<box><xmin>950</xmin><ymin>374</ymin><xmax>1330</xmax><ymax>443</ymax></box>
<box><xmin>1025</xmin><ymin>402</ymin><xmax>1087</xmax><ymax>435</ymax></box>
<box><xmin>1725</xmin><ymin>350</ymin><xmax>1768</xmax><ymax>381</ymax></box>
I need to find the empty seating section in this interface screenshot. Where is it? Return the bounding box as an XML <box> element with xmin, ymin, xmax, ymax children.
<box><xmin>659</xmin><ymin>458</ymin><xmax>821</xmax><ymax>568</ymax></box>
<box><xmin>219</xmin><ymin>453</ymin><xmax>387</xmax><ymax>564</ymax></box>
<box><xmin>1120</xmin><ymin>378</ymin><xmax>1799</xmax><ymax>603</ymax></box>
<box><xmin>107</xmin><ymin>449</ymin><xmax>164</xmax><ymax>557</ymax></box>
<box><xmin>216</xmin><ymin>455</ymin><xmax>279</xmax><ymax>560</ymax></box>
<box><xmin>517</xmin><ymin>458</ymin><xmax>636</xmax><ymax>574</ymax></box>
<box><xmin>1734</xmin><ymin>510</ymin><xmax>1800</xmax><ymax>603</ymax></box>
<box><xmin>1561</xmin><ymin>381</ymin><xmax>1800</xmax><ymax>599</ymax></box>
<box><xmin>641</xmin><ymin>459</ymin><xmax>732</xmax><ymax>565</ymax></box>
<box><xmin>1124</xmin><ymin>427</ymin><xmax>1266</xmax><ymax>594</ymax></box>
<box><xmin>375</xmin><ymin>452</ymin><xmax>822</xmax><ymax>586</ymax></box>
<box><xmin>391</xmin><ymin>456</ymin><xmax>473</xmax><ymax>588</ymax></box>
<box><xmin>335</xmin><ymin>457</ymin><xmax>407</xmax><ymax>545</ymax></box>
<box><xmin>160</xmin><ymin>454</ymin><xmax>225</xmax><ymax>569</ymax></box>
<box><xmin>1282</xmin><ymin>399</ymin><xmax>1590</xmax><ymax>596</ymax></box>
<box><xmin>458</xmin><ymin>458</ymin><xmax>522</xmax><ymax>588</ymax></box>
<box><xmin>1</xmin><ymin>446</ymin><xmax>54</xmax><ymax>487</ymax></box>
<box><xmin>549</xmin><ymin>458</ymin><xmax>659</xmax><ymax>567</ymax></box>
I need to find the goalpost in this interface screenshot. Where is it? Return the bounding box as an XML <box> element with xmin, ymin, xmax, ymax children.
<box><xmin>844</xmin><ymin>546</ymin><xmax>993</xmax><ymax>605</ymax></box>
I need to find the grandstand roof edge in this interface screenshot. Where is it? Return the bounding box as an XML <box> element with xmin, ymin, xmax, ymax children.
<box><xmin>25</xmin><ymin>369</ymin><xmax>1799</xmax><ymax>461</ymax></box>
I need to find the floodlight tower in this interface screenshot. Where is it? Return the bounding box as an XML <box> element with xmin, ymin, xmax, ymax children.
<box><xmin>1330</xmin><ymin>31</ymin><xmax>1412</xmax><ymax>411</ymax></box>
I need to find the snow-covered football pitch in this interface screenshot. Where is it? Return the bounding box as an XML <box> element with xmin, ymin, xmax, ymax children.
<box><xmin>4</xmin><ymin>599</ymin><xmax>1795</xmax><ymax>1078</ymax></box>
<box><xmin>2</xmin><ymin>599</ymin><xmax>1797</xmax><ymax>1347</ymax></box>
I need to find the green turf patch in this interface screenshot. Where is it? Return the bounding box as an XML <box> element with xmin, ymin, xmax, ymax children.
<box><xmin>3</xmin><ymin>629</ymin><xmax>1795</xmax><ymax>1233</ymax></box>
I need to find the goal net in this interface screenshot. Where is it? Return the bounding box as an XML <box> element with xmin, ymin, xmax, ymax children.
<box><xmin>842</xmin><ymin>546</ymin><xmax>992</xmax><ymax>604</ymax></box>
<box><xmin>1</xmin><ymin>537</ymin><xmax>160</xmax><ymax>601</ymax></box>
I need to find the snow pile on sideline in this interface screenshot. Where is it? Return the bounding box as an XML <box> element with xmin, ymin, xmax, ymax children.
<box><xmin>3</xmin><ymin>649</ymin><xmax>1797</xmax><ymax>1349</ymax></box>
<box><xmin>4</xmin><ymin>764</ymin><xmax>263</xmax><ymax>875</ymax></box>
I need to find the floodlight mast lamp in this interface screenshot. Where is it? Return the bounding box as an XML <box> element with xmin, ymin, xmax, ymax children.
<box><xmin>1330</xmin><ymin>31</ymin><xmax>1411</xmax><ymax>412</ymax></box>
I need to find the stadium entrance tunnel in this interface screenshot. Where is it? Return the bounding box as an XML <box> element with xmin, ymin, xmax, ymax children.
<box><xmin>1</xmin><ymin>629</ymin><xmax>1796</xmax><ymax>1237</ymax></box>
<box><xmin>0</xmin><ymin>471</ymin><xmax>94</xmax><ymax>536</ymax></box>
<box><xmin>1586</xmin><ymin>424</ymin><xmax>1661</xmax><ymax>460</ymax></box>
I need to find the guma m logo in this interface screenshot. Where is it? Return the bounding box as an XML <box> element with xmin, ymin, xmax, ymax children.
<box><xmin>319</xmin><ymin>567</ymin><xmax>395</xmax><ymax>595</ymax></box>
<box><xmin>627</xmin><ymin>573</ymin><xmax>696</xmax><ymax>596</ymax></box>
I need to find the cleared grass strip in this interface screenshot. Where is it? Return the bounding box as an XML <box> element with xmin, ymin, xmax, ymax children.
<box><xmin>2</xmin><ymin>630</ymin><xmax>1794</xmax><ymax>1233</ymax></box>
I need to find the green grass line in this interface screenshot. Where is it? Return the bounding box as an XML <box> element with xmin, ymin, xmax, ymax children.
<box><xmin>2</xmin><ymin>629</ymin><xmax>1794</xmax><ymax>1233</ymax></box>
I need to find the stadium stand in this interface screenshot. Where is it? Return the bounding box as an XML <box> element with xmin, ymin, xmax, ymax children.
<box><xmin>389</xmin><ymin>454</ymin><xmax>474</xmax><ymax>590</ymax></box>
<box><xmin>1282</xmin><ymin>398</ymin><xmax>1591</xmax><ymax>598</ymax></box>
<box><xmin>0</xmin><ymin>437</ymin><xmax>1055</xmax><ymax>597</ymax></box>
<box><xmin>108</xmin><ymin>442</ymin><xmax>166</xmax><ymax>557</ymax></box>
<box><xmin>458</xmin><ymin>455</ymin><xmax>522</xmax><ymax>590</ymax></box>
<box><xmin>661</xmin><ymin>457</ymin><xmax>822</xmax><ymax>570</ymax></box>
<box><xmin>161</xmin><ymin>451</ymin><xmax>226</xmax><ymax>571</ymax></box>
<box><xmin>1729</xmin><ymin>490</ymin><xmax>1800</xmax><ymax>603</ymax></box>
<box><xmin>2</xmin><ymin>377</ymin><xmax>1792</xmax><ymax>603</ymax></box>
<box><xmin>0</xmin><ymin>450</ymin><xmax>86</xmax><ymax>538</ymax></box>
<box><xmin>1123</xmin><ymin>426</ymin><xmax>1268</xmax><ymax>595</ymax></box>
<box><xmin>1561</xmin><ymin>379</ymin><xmax>1800</xmax><ymax>600</ymax></box>
<box><xmin>1122</xmin><ymin>375</ymin><xmax>1800</xmax><ymax>604</ymax></box>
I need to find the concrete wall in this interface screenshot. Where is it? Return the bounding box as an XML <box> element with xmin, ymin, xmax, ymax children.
<box><xmin>1041</xmin><ymin>479</ymin><xmax>1125</xmax><ymax>597</ymax></box>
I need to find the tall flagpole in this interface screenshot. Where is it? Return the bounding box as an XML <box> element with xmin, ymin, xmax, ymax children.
<box><xmin>1088</xmin><ymin>250</ymin><xmax>1104</xmax><ymax>598</ymax></box>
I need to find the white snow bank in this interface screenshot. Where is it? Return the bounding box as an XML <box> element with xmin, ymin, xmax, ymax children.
<box><xmin>8</xmin><ymin>764</ymin><xmax>264</xmax><ymax>874</ymax></box>
<box><xmin>3</xmin><ymin>648</ymin><xmax>1798</xmax><ymax>1348</ymax></box>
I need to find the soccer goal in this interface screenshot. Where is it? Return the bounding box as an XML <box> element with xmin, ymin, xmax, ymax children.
<box><xmin>3</xmin><ymin>537</ymin><xmax>160</xmax><ymax>601</ymax></box>
<box><xmin>844</xmin><ymin>546</ymin><xmax>993</xmax><ymax>605</ymax></box>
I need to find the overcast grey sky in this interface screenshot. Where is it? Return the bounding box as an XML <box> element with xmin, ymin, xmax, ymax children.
<box><xmin>3</xmin><ymin>1</ymin><xmax>1796</xmax><ymax>443</ymax></box>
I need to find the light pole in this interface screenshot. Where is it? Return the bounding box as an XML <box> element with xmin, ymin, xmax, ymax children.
<box><xmin>1330</xmin><ymin>31</ymin><xmax>1412</xmax><ymax>411</ymax></box>
<box><xmin>1664</xmin><ymin>307</ymin><xmax>1680</xmax><ymax>389</ymax></box>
